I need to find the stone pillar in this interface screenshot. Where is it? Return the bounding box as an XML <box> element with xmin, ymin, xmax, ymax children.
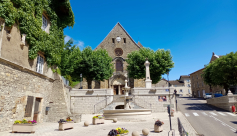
<box><xmin>118</xmin><ymin>85</ymin><xmax>121</xmax><ymax>95</ymax></box>
<box><xmin>144</xmin><ymin>58</ymin><xmax>152</xmax><ymax>88</ymax></box>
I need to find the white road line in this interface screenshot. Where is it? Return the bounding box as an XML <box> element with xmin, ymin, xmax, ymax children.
<box><xmin>202</xmin><ymin>112</ymin><xmax>207</xmax><ymax>116</ymax></box>
<box><xmin>185</xmin><ymin>113</ymin><xmax>190</xmax><ymax>117</ymax></box>
<box><xmin>217</xmin><ymin>112</ymin><xmax>226</xmax><ymax>116</ymax></box>
<box><xmin>210</xmin><ymin>116</ymin><xmax>237</xmax><ymax>132</ymax></box>
<box><xmin>226</xmin><ymin>113</ymin><xmax>237</xmax><ymax>116</ymax></box>
<box><xmin>209</xmin><ymin>112</ymin><xmax>217</xmax><ymax>116</ymax></box>
<box><xmin>193</xmin><ymin>112</ymin><xmax>199</xmax><ymax>116</ymax></box>
<box><xmin>230</xmin><ymin>128</ymin><xmax>236</xmax><ymax>132</ymax></box>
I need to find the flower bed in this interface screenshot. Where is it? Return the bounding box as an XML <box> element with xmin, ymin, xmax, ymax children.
<box><xmin>92</xmin><ymin>115</ymin><xmax>104</xmax><ymax>125</ymax></box>
<box><xmin>108</xmin><ymin>127</ymin><xmax>129</xmax><ymax>136</ymax></box>
<box><xmin>58</xmin><ymin>117</ymin><xmax>74</xmax><ymax>131</ymax></box>
<box><xmin>154</xmin><ymin>120</ymin><xmax>164</xmax><ymax>132</ymax></box>
<box><xmin>12</xmin><ymin>119</ymin><xmax>37</xmax><ymax>133</ymax></box>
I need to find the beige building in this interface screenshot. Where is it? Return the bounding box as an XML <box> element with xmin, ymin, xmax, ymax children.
<box><xmin>169</xmin><ymin>75</ymin><xmax>192</xmax><ymax>97</ymax></box>
<box><xmin>190</xmin><ymin>53</ymin><xmax>224</xmax><ymax>98</ymax></box>
<box><xmin>80</xmin><ymin>23</ymin><xmax>146</xmax><ymax>94</ymax></box>
<box><xmin>0</xmin><ymin>3</ymin><xmax>73</xmax><ymax>132</ymax></box>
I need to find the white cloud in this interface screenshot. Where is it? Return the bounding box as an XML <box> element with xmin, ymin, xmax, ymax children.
<box><xmin>64</xmin><ymin>35</ymin><xmax>85</xmax><ymax>49</ymax></box>
<box><xmin>75</xmin><ymin>41</ymin><xmax>84</xmax><ymax>49</ymax></box>
<box><xmin>64</xmin><ymin>35</ymin><xmax>71</xmax><ymax>44</ymax></box>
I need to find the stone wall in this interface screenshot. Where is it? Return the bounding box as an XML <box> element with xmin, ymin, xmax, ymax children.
<box><xmin>70</xmin><ymin>89</ymin><xmax>113</xmax><ymax>114</ymax></box>
<box><xmin>0</xmin><ymin>57</ymin><xmax>69</xmax><ymax>132</ymax></box>
<box><xmin>134</xmin><ymin>79</ymin><xmax>145</xmax><ymax>88</ymax></box>
<box><xmin>207</xmin><ymin>95</ymin><xmax>237</xmax><ymax>112</ymax></box>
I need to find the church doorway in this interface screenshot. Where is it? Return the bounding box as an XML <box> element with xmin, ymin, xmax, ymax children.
<box><xmin>113</xmin><ymin>85</ymin><xmax>125</xmax><ymax>95</ymax></box>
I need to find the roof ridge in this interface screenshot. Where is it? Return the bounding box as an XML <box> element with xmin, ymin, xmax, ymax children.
<box><xmin>94</xmin><ymin>22</ymin><xmax>141</xmax><ymax>50</ymax></box>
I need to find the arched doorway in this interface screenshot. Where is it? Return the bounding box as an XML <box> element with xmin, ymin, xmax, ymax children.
<box><xmin>112</xmin><ymin>78</ymin><xmax>125</xmax><ymax>95</ymax></box>
<box><xmin>116</xmin><ymin>59</ymin><xmax>123</xmax><ymax>71</ymax></box>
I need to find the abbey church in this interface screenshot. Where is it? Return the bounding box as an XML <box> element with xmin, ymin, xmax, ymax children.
<box><xmin>80</xmin><ymin>23</ymin><xmax>146</xmax><ymax>94</ymax></box>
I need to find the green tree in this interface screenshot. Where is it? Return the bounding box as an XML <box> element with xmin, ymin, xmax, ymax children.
<box><xmin>202</xmin><ymin>52</ymin><xmax>237</xmax><ymax>94</ymax></box>
<box><xmin>58</xmin><ymin>38</ymin><xmax>82</xmax><ymax>77</ymax></box>
<box><xmin>73</xmin><ymin>47</ymin><xmax>114</xmax><ymax>89</ymax></box>
<box><xmin>127</xmin><ymin>48</ymin><xmax>174</xmax><ymax>84</ymax></box>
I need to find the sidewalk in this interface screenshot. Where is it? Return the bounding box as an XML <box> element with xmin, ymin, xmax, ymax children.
<box><xmin>0</xmin><ymin>111</ymin><xmax>197</xmax><ymax>136</ymax></box>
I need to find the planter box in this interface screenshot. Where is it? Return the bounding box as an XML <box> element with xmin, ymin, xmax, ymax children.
<box><xmin>92</xmin><ymin>118</ymin><xmax>104</xmax><ymax>125</ymax></box>
<box><xmin>12</xmin><ymin>124</ymin><xmax>36</xmax><ymax>133</ymax></box>
<box><xmin>59</xmin><ymin>122</ymin><xmax>74</xmax><ymax>131</ymax></box>
<box><xmin>154</xmin><ymin>125</ymin><xmax>163</xmax><ymax>132</ymax></box>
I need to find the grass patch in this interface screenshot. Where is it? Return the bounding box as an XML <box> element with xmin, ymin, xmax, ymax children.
<box><xmin>70</xmin><ymin>81</ymin><xmax>80</xmax><ymax>88</ymax></box>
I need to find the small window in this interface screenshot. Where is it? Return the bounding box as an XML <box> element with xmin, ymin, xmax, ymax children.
<box><xmin>112</xmin><ymin>38</ymin><xmax>115</xmax><ymax>43</ymax></box>
<box><xmin>196</xmin><ymin>75</ymin><xmax>198</xmax><ymax>79</ymax></box>
<box><xmin>36</xmin><ymin>54</ymin><xmax>44</xmax><ymax>74</ymax></box>
<box><xmin>123</xmin><ymin>38</ymin><xmax>126</xmax><ymax>43</ymax></box>
<box><xmin>42</xmin><ymin>15</ymin><xmax>47</xmax><ymax>31</ymax></box>
<box><xmin>188</xmin><ymin>89</ymin><xmax>191</xmax><ymax>94</ymax></box>
<box><xmin>180</xmin><ymin>89</ymin><xmax>183</xmax><ymax>92</ymax></box>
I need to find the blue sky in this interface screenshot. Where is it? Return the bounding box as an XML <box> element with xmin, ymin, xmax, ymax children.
<box><xmin>64</xmin><ymin>0</ymin><xmax>237</xmax><ymax>80</ymax></box>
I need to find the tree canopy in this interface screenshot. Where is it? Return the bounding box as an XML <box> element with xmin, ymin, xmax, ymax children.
<box><xmin>126</xmin><ymin>48</ymin><xmax>174</xmax><ymax>84</ymax></box>
<box><xmin>202</xmin><ymin>52</ymin><xmax>237</xmax><ymax>93</ymax></box>
<box><xmin>58</xmin><ymin>38</ymin><xmax>82</xmax><ymax>77</ymax></box>
<box><xmin>72</xmin><ymin>47</ymin><xmax>114</xmax><ymax>89</ymax></box>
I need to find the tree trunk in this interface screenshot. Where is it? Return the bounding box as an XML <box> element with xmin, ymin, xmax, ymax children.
<box><xmin>224</xmin><ymin>84</ymin><xmax>229</xmax><ymax>95</ymax></box>
<box><xmin>87</xmin><ymin>79</ymin><xmax>92</xmax><ymax>89</ymax></box>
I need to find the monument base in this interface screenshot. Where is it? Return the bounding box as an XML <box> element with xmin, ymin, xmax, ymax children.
<box><xmin>145</xmin><ymin>80</ymin><xmax>152</xmax><ymax>88</ymax></box>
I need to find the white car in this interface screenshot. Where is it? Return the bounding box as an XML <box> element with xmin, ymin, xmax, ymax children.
<box><xmin>203</xmin><ymin>93</ymin><xmax>212</xmax><ymax>99</ymax></box>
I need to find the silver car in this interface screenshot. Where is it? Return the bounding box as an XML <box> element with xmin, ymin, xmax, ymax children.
<box><xmin>203</xmin><ymin>93</ymin><xmax>212</xmax><ymax>99</ymax></box>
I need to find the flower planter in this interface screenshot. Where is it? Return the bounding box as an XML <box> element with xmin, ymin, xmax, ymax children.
<box><xmin>59</xmin><ymin>121</ymin><xmax>74</xmax><ymax>131</ymax></box>
<box><xmin>12</xmin><ymin>124</ymin><xmax>36</xmax><ymax>133</ymax></box>
<box><xmin>171</xmin><ymin>112</ymin><xmax>174</xmax><ymax>117</ymax></box>
<box><xmin>154</xmin><ymin>125</ymin><xmax>163</xmax><ymax>132</ymax></box>
<box><xmin>108</xmin><ymin>133</ymin><xmax>128</xmax><ymax>136</ymax></box>
<box><xmin>93</xmin><ymin>118</ymin><xmax>104</xmax><ymax>125</ymax></box>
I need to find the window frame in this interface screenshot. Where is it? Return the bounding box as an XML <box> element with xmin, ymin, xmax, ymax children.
<box><xmin>42</xmin><ymin>15</ymin><xmax>48</xmax><ymax>31</ymax></box>
<box><xmin>36</xmin><ymin>53</ymin><xmax>44</xmax><ymax>74</ymax></box>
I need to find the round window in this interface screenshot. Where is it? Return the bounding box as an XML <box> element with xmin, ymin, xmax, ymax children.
<box><xmin>115</xmin><ymin>48</ymin><xmax>123</xmax><ymax>56</ymax></box>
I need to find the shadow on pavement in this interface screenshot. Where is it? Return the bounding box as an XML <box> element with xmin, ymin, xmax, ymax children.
<box><xmin>182</xmin><ymin>103</ymin><xmax>229</xmax><ymax>112</ymax></box>
<box><xmin>230</xmin><ymin>121</ymin><xmax>237</xmax><ymax>125</ymax></box>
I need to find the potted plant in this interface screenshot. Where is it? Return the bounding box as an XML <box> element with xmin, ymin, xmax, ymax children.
<box><xmin>58</xmin><ymin>117</ymin><xmax>74</xmax><ymax>131</ymax></box>
<box><xmin>92</xmin><ymin>115</ymin><xmax>104</xmax><ymax>125</ymax></box>
<box><xmin>12</xmin><ymin>119</ymin><xmax>37</xmax><ymax>133</ymax></box>
<box><xmin>108</xmin><ymin>127</ymin><xmax>129</xmax><ymax>136</ymax></box>
<box><xmin>154</xmin><ymin>120</ymin><xmax>164</xmax><ymax>132</ymax></box>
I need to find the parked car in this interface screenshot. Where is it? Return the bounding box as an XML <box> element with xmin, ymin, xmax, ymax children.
<box><xmin>203</xmin><ymin>93</ymin><xmax>212</xmax><ymax>99</ymax></box>
<box><xmin>214</xmin><ymin>93</ymin><xmax>223</xmax><ymax>97</ymax></box>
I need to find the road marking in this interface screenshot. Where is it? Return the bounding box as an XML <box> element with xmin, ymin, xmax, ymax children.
<box><xmin>193</xmin><ymin>112</ymin><xmax>199</xmax><ymax>116</ymax></box>
<box><xmin>202</xmin><ymin>112</ymin><xmax>207</xmax><ymax>116</ymax></box>
<box><xmin>185</xmin><ymin>113</ymin><xmax>190</xmax><ymax>117</ymax></box>
<box><xmin>217</xmin><ymin>112</ymin><xmax>226</xmax><ymax>116</ymax></box>
<box><xmin>230</xmin><ymin>128</ymin><xmax>236</xmax><ymax>132</ymax></box>
<box><xmin>226</xmin><ymin>113</ymin><xmax>237</xmax><ymax>116</ymax></box>
<box><xmin>210</xmin><ymin>116</ymin><xmax>237</xmax><ymax>132</ymax></box>
<box><xmin>209</xmin><ymin>112</ymin><xmax>217</xmax><ymax>116</ymax></box>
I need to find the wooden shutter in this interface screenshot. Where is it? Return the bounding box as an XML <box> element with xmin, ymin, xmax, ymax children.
<box><xmin>116</xmin><ymin>60</ymin><xmax>123</xmax><ymax>71</ymax></box>
<box><xmin>24</xmin><ymin>96</ymin><xmax>34</xmax><ymax>117</ymax></box>
<box><xmin>34</xmin><ymin>98</ymin><xmax>41</xmax><ymax>113</ymax></box>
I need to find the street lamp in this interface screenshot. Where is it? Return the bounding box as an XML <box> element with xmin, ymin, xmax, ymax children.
<box><xmin>80</xmin><ymin>73</ymin><xmax>82</xmax><ymax>89</ymax></box>
<box><xmin>167</xmin><ymin>71</ymin><xmax>172</xmax><ymax>131</ymax></box>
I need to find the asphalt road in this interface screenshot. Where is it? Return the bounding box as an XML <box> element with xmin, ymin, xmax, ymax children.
<box><xmin>177</xmin><ymin>97</ymin><xmax>237</xmax><ymax>136</ymax></box>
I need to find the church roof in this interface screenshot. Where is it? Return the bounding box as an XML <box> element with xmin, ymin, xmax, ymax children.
<box><xmin>95</xmin><ymin>22</ymin><xmax>141</xmax><ymax>49</ymax></box>
<box><xmin>137</xmin><ymin>41</ymin><xmax>143</xmax><ymax>48</ymax></box>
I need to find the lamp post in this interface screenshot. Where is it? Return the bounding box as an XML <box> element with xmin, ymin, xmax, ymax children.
<box><xmin>167</xmin><ymin>72</ymin><xmax>172</xmax><ymax>131</ymax></box>
<box><xmin>80</xmin><ymin>73</ymin><xmax>82</xmax><ymax>89</ymax></box>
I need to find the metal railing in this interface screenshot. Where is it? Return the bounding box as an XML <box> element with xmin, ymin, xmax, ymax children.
<box><xmin>94</xmin><ymin>96</ymin><xmax>113</xmax><ymax>114</ymax></box>
<box><xmin>177</xmin><ymin>117</ymin><xmax>188</xmax><ymax>136</ymax></box>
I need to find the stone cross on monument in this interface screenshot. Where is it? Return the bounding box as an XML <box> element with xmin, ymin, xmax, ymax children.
<box><xmin>144</xmin><ymin>58</ymin><xmax>152</xmax><ymax>88</ymax></box>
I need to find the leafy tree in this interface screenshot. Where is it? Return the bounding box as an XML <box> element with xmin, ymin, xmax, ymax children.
<box><xmin>202</xmin><ymin>52</ymin><xmax>237</xmax><ymax>94</ymax></box>
<box><xmin>73</xmin><ymin>47</ymin><xmax>114</xmax><ymax>89</ymax></box>
<box><xmin>127</xmin><ymin>48</ymin><xmax>174</xmax><ymax>84</ymax></box>
<box><xmin>58</xmin><ymin>38</ymin><xmax>82</xmax><ymax>77</ymax></box>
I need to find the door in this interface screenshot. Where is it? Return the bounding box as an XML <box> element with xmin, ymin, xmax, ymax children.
<box><xmin>198</xmin><ymin>91</ymin><xmax>200</xmax><ymax>97</ymax></box>
<box><xmin>33</xmin><ymin>98</ymin><xmax>41</xmax><ymax>122</ymax></box>
<box><xmin>202</xmin><ymin>90</ymin><xmax>205</xmax><ymax>97</ymax></box>
<box><xmin>120</xmin><ymin>85</ymin><xmax>125</xmax><ymax>95</ymax></box>
<box><xmin>113</xmin><ymin>85</ymin><xmax>119</xmax><ymax>95</ymax></box>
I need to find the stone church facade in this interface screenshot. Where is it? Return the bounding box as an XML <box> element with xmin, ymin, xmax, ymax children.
<box><xmin>80</xmin><ymin>23</ymin><xmax>146</xmax><ymax>94</ymax></box>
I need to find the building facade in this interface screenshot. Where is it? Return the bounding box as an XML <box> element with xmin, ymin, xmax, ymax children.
<box><xmin>0</xmin><ymin>2</ymin><xmax>73</xmax><ymax>132</ymax></box>
<box><xmin>190</xmin><ymin>53</ymin><xmax>224</xmax><ymax>98</ymax></box>
<box><xmin>169</xmin><ymin>75</ymin><xmax>192</xmax><ymax>97</ymax></box>
<box><xmin>80</xmin><ymin>23</ymin><xmax>146</xmax><ymax>94</ymax></box>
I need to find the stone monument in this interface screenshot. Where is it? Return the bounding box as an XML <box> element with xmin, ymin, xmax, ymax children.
<box><xmin>144</xmin><ymin>58</ymin><xmax>152</xmax><ymax>88</ymax></box>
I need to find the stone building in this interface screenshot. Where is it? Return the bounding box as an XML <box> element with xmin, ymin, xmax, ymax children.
<box><xmin>190</xmin><ymin>52</ymin><xmax>224</xmax><ymax>98</ymax></box>
<box><xmin>0</xmin><ymin>2</ymin><xmax>73</xmax><ymax>132</ymax></box>
<box><xmin>80</xmin><ymin>23</ymin><xmax>146</xmax><ymax>94</ymax></box>
<box><xmin>168</xmin><ymin>75</ymin><xmax>192</xmax><ymax>97</ymax></box>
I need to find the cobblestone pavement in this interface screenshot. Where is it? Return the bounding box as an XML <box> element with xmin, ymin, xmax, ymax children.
<box><xmin>0</xmin><ymin>112</ymin><xmax>197</xmax><ymax>136</ymax></box>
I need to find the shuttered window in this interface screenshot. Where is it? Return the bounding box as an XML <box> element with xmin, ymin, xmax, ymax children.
<box><xmin>24</xmin><ymin>96</ymin><xmax>34</xmax><ymax>117</ymax></box>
